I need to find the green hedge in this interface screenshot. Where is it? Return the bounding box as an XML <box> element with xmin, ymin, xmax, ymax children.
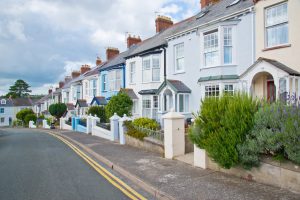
<box><xmin>88</xmin><ymin>106</ymin><xmax>106</xmax><ymax>123</ymax></box>
<box><xmin>132</xmin><ymin>117</ymin><xmax>160</xmax><ymax>130</ymax></box>
<box><xmin>124</xmin><ymin>121</ymin><xmax>147</xmax><ymax>141</ymax></box>
<box><xmin>189</xmin><ymin>93</ymin><xmax>258</xmax><ymax>169</ymax></box>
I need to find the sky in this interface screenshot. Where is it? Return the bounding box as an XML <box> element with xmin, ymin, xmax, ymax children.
<box><xmin>0</xmin><ymin>0</ymin><xmax>200</xmax><ymax>96</ymax></box>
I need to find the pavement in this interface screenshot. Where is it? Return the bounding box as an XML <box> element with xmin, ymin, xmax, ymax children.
<box><xmin>0</xmin><ymin>128</ymin><xmax>148</xmax><ymax>200</ymax></box>
<box><xmin>47</xmin><ymin>129</ymin><xmax>300</xmax><ymax>200</ymax></box>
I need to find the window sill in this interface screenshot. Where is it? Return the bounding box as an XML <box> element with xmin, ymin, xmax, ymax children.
<box><xmin>142</xmin><ymin>81</ymin><xmax>161</xmax><ymax>84</ymax></box>
<box><xmin>201</xmin><ymin>64</ymin><xmax>236</xmax><ymax>70</ymax></box>
<box><xmin>173</xmin><ymin>71</ymin><xmax>185</xmax><ymax>75</ymax></box>
<box><xmin>263</xmin><ymin>44</ymin><xmax>291</xmax><ymax>52</ymax></box>
<box><xmin>129</xmin><ymin>83</ymin><xmax>136</xmax><ymax>85</ymax></box>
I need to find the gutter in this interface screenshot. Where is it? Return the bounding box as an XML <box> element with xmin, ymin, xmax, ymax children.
<box><xmin>166</xmin><ymin>6</ymin><xmax>255</xmax><ymax>40</ymax></box>
<box><xmin>125</xmin><ymin>43</ymin><xmax>167</xmax><ymax>59</ymax></box>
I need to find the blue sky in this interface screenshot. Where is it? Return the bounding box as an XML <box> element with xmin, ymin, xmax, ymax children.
<box><xmin>0</xmin><ymin>0</ymin><xmax>200</xmax><ymax>95</ymax></box>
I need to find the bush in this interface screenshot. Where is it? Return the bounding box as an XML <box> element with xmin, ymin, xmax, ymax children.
<box><xmin>189</xmin><ymin>93</ymin><xmax>258</xmax><ymax>169</ymax></box>
<box><xmin>88</xmin><ymin>106</ymin><xmax>106</xmax><ymax>123</ymax></box>
<box><xmin>124</xmin><ymin>121</ymin><xmax>147</xmax><ymax>140</ymax></box>
<box><xmin>49</xmin><ymin>103</ymin><xmax>67</xmax><ymax>120</ymax></box>
<box><xmin>38</xmin><ymin>114</ymin><xmax>45</xmax><ymax>119</ymax></box>
<box><xmin>16</xmin><ymin>108</ymin><xmax>34</xmax><ymax>123</ymax></box>
<box><xmin>132</xmin><ymin>117</ymin><xmax>160</xmax><ymax>130</ymax></box>
<box><xmin>24</xmin><ymin>114</ymin><xmax>37</xmax><ymax>127</ymax></box>
<box><xmin>238</xmin><ymin>102</ymin><xmax>300</xmax><ymax>169</ymax></box>
<box><xmin>106</xmin><ymin>91</ymin><xmax>133</xmax><ymax>119</ymax></box>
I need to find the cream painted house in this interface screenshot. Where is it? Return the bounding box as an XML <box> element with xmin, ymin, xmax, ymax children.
<box><xmin>241</xmin><ymin>0</ymin><xmax>300</xmax><ymax>103</ymax></box>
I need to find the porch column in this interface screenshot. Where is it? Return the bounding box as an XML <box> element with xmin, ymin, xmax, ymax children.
<box><xmin>274</xmin><ymin>78</ymin><xmax>279</xmax><ymax>101</ymax></box>
<box><xmin>172</xmin><ymin>91</ymin><xmax>176</xmax><ymax>112</ymax></box>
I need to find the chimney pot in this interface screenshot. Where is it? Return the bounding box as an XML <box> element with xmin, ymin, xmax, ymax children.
<box><xmin>200</xmin><ymin>0</ymin><xmax>220</xmax><ymax>9</ymax></box>
<box><xmin>106</xmin><ymin>47</ymin><xmax>119</xmax><ymax>60</ymax></box>
<box><xmin>80</xmin><ymin>65</ymin><xmax>91</xmax><ymax>74</ymax></box>
<box><xmin>96</xmin><ymin>56</ymin><xmax>102</xmax><ymax>66</ymax></box>
<box><xmin>127</xmin><ymin>35</ymin><xmax>142</xmax><ymax>48</ymax></box>
<box><xmin>59</xmin><ymin>81</ymin><xmax>65</xmax><ymax>88</ymax></box>
<box><xmin>155</xmin><ymin>15</ymin><xmax>173</xmax><ymax>33</ymax></box>
<box><xmin>71</xmin><ymin>71</ymin><xmax>81</xmax><ymax>79</ymax></box>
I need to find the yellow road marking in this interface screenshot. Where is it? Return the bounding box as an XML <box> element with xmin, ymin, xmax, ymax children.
<box><xmin>46</xmin><ymin>132</ymin><xmax>147</xmax><ymax>200</ymax></box>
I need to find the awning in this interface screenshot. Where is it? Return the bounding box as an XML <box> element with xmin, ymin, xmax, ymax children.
<box><xmin>157</xmin><ymin>79</ymin><xmax>191</xmax><ymax>94</ymax></box>
<box><xmin>198</xmin><ymin>75</ymin><xmax>239</xmax><ymax>82</ymax></box>
<box><xmin>90</xmin><ymin>96</ymin><xmax>107</xmax><ymax>106</ymax></box>
<box><xmin>120</xmin><ymin>88</ymin><xmax>138</xmax><ymax>100</ymax></box>
<box><xmin>75</xmin><ymin>99</ymin><xmax>88</xmax><ymax>108</ymax></box>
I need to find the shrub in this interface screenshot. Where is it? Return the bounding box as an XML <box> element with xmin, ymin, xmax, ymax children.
<box><xmin>24</xmin><ymin>114</ymin><xmax>37</xmax><ymax>127</ymax></box>
<box><xmin>88</xmin><ymin>106</ymin><xmax>106</xmax><ymax>123</ymax></box>
<box><xmin>16</xmin><ymin>108</ymin><xmax>34</xmax><ymax>123</ymax></box>
<box><xmin>238</xmin><ymin>102</ymin><xmax>300</xmax><ymax>169</ymax></box>
<box><xmin>38</xmin><ymin>114</ymin><xmax>45</xmax><ymax>119</ymax></box>
<box><xmin>189</xmin><ymin>93</ymin><xmax>258</xmax><ymax>169</ymax></box>
<box><xmin>132</xmin><ymin>117</ymin><xmax>160</xmax><ymax>130</ymax></box>
<box><xmin>49</xmin><ymin>103</ymin><xmax>67</xmax><ymax>120</ymax></box>
<box><xmin>105</xmin><ymin>92</ymin><xmax>133</xmax><ymax>119</ymax></box>
<box><xmin>124</xmin><ymin>121</ymin><xmax>147</xmax><ymax>140</ymax></box>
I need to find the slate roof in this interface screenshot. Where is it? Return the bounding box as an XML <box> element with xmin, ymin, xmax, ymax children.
<box><xmin>138</xmin><ymin>89</ymin><xmax>158</xmax><ymax>95</ymax></box>
<box><xmin>75</xmin><ymin>99</ymin><xmax>88</xmax><ymax>108</ymax></box>
<box><xmin>157</xmin><ymin>79</ymin><xmax>191</xmax><ymax>94</ymax></box>
<box><xmin>90</xmin><ymin>96</ymin><xmax>107</xmax><ymax>106</ymax></box>
<box><xmin>66</xmin><ymin>103</ymin><xmax>75</xmax><ymax>111</ymax></box>
<box><xmin>240</xmin><ymin>57</ymin><xmax>300</xmax><ymax>77</ymax></box>
<box><xmin>198</xmin><ymin>75</ymin><xmax>239</xmax><ymax>82</ymax></box>
<box><xmin>127</xmin><ymin>0</ymin><xmax>253</xmax><ymax>58</ymax></box>
<box><xmin>120</xmin><ymin>88</ymin><xmax>138</xmax><ymax>100</ymax></box>
<box><xmin>0</xmin><ymin>98</ymin><xmax>14</xmax><ymax>107</ymax></box>
<box><xmin>12</xmin><ymin>98</ymin><xmax>33</xmax><ymax>107</ymax></box>
<box><xmin>100</xmin><ymin>45</ymin><xmax>138</xmax><ymax>71</ymax></box>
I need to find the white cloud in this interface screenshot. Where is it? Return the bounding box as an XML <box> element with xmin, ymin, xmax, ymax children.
<box><xmin>7</xmin><ymin>20</ymin><xmax>27</xmax><ymax>42</ymax></box>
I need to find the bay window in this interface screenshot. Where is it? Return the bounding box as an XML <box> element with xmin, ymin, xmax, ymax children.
<box><xmin>265</xmin><ymin>2</ymin><xmax>288</xmax><ymax>47</ymax></box>
<box><xmin>178</xmin><ymin>94</ymin><xmax>189</xmax><ymax>112</ymax></box>
<box><xmin>129</xmin><ymin>62</ymin><xmax>136</xmax><ymax>84</ymax></box>
<box><xmin>223</xmin><ymin>27</ymin><xmax>232</xmax><ymax>64</ymax></box>
<box><xmin>116</xmin><ymin>70</ymin><xmax>121</xmax><ymax>90</ymax></box>
<box><xmin>142</xmin><ymin>55</ymin><xmax>160</xmax><ymax>83</ymax></box>
<box><xmin>142</xmin><ymin>96</ymin><xmax>151</xmax><ymax>118</ymax></box>
<box><xmin>90</xmin><ymin>79</ymin><xmax>97</xmax><ymax>97</ymax></box>
<box><xmin>85</xmin><ymin>82</ymin><xmax>88</xmax><ymax>96</ymax></box>
<box><xmin>204</xmin><ymin>30</ymin><xmax>219</xmax><ymax>66</ymax></box>
<box><xmin>174</xmin><ymin>43</ymin><xmax>184</xmax><ymax>72</ymax></box>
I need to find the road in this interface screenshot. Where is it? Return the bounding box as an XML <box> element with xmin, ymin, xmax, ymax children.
<box><xmin>0</xmin><ymin>128</ymin><xmax>131</xmax><ymax>200</ymax></box>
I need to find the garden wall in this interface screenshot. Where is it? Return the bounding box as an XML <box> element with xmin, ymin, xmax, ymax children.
<box><xmin>125</xmin><ymin>135</ymin><xmax>164</xmax><ymax>156</ymax></box>
<box><xmin>207</xmin><ymin>156</ymin><xmax>300</xmax><ymax>194</ymax></box>
<box><xmin>92</xmin><ymin>126</ymin><xmax>112</xmax><ymax>141</ymax></box>
<box><xmin>61</xmin><ymin>123</ymin><xmax>72</xmax><ymax>131</ymax></box>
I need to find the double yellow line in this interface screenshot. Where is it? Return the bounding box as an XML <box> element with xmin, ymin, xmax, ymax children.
<box><xmin>47</xmin><ymin>132</ymin><xmax>146</xmax><ymax>200</ymax></box>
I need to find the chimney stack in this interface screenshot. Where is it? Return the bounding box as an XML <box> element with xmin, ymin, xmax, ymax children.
<box><xmin>106</xmin><ymin>47</ymin><xmax>119</xmax><ymax>60</ymax></box>
<box><xmin>200</xmin><ymin>0</ymin><xmax>220</xmax><ymax>9</ymax></box>
<box><xmin>80</xmin><ymin>64</ymin><xmax>91</xmax><ymax>74</ymax></box>
<box><xmin>71</xmin><ymin>71</ymin><xmax>80</xmax><ymax>79</ymax></box>
<box><xmin>48</xmin><ymin>89</ymin><xmax>52</xmax><ymax>94</ymax></box>
<box><xmin>127</xmin><ymin>35</ymin><xmax>142</xmax><ymax>48</ymax></box>
<box><xmin>59</xmin><ymin>81</ymin><xmax>65</xmax><ymax>88</ymax></box>
<box><xmin>155</xmin><ymin>15</ymin><xmax>173</xmax><ymax>33</ymax></box>
<box><xmin>96</xmin><ymin>56</ymin><xmax>102</xmax><ymax>66</ymax></box>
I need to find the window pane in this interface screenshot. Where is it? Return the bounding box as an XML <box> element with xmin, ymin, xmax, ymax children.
<box><xmin>267</xmin><ymin>23</ymin><xmax>288</xmax><ymax>47</ymax></box>
<box><xmin>152</xmin><ymin>68</ymin><xmax>160</xmax><ymax>82</ymax></box>
<box><xmin>224</xmin><ymin>47</ymin><xmax>232</xmax><ymax>64</ymax></box>
<box><xmin>179</xmin><ymin>94</ymin><xmax>184</xmax><ymax>112</ymax></box>
<box><xmin>184</xmin><ymin>95</ymin><xmax>189</xmax><ymax>112</ymax></box>
<box><xmin>152</xmin><ymin>55</ymin><xmax>160</xmax><ymax>68</ymax></box>
<box><xmin>176</xmin><ymin>58</ymin><xmax>184</xmax><ymax>71</ymax></box>
<box><xmin>266</xmin><ymin>3</ymin><xmax>288</xmax><ymax>27</ymax></box>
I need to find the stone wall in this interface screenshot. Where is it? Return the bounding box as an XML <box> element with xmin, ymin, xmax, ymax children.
<box><xmin>125</xmin><ymin>135</ymin><xmax>164</xmax><ymax>156</ymax></box>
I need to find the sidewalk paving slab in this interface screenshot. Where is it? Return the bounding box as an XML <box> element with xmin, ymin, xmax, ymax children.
<box><xmin>52</xmin><ymin>129</ymin><xmax>300</xmax><ymax>200</ymax></box>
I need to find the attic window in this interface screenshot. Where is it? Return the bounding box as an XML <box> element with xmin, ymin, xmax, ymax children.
<box><xmin>227</xmin><ymin>0</ymin><xmax>241</xmax><ymax>8</ymax></box>
<box><xmin>196</xmin><ymin>10</ymin><xmax>209</xmax><ymax>19</ymax></box>
<box><xmin>1</xmin><ymin>99</ymin><xmax>6</xmax><ymax>105</ymax></box>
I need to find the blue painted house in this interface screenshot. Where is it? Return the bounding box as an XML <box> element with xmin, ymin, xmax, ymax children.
<box><xmin>99</xmin><ymin>43</ymin><xmax>140</xmax><ymax>100</ymax></box>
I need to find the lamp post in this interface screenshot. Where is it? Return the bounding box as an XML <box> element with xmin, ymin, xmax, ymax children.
<box><xmin>50</xmin><ymin>86</ymin><xmax>54</xmax><ymax>127</ymax></box>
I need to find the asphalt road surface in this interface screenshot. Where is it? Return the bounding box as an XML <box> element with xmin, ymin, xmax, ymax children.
<box><xmin>0</xmin><ymin>128</ymin><xmax>130</xmax><ymax>200</ymax></box>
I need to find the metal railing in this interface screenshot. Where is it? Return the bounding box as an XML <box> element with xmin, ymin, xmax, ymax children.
<box><xmin>96</xmin><ymin>122</ymin><xmax>111</xmax><ymax>131</ymax></box>
<box><xmin>133</xmin><ymin>125</ymin><xmax>164</xmax><ymax>142</ymax></box>
<box><xmin>78</xmin><ymin>119</ymin><xmax>87</xmax><ymax>127</ymax></box>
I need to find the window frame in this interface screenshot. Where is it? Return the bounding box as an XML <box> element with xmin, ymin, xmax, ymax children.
<box><xmin>203</xmin><ymin>29</ymin><xmax>219</xmax><ymax>67</ymax></box>
<box><xmin>1</xmin><ymin>99</ymin><xmax>6</xmax><ymax>104</ymax></box>
<box><xmin>174</xmin><ymin>43</ymin><xmax>185</xmax><ymax>73</ymax></box>
<box><xmin>224</xmin><ymin>84</ymin><xmax>234</xmax><ymax>96</ymax></box>
<box><xmin>108</xmin><ymin>69</ymin><xmax>122</xmax><ymax>92</ymax></box>
<box><xmin>0</xmin><ymin>108</ymin><xmax>4</xmax><ymax>114</ymax></box>
<box><xmin>264</xmin><ymin>2</ymin><xmax>289</xmax><ymax>48</ymax></box>
<box><xmin>142</xmin><ymin>55</ymin><xmax>161</xmax><ymax>83</ymax></box>
<box><xmin>223</xmin><ymin>27</ymin><xmax>233</xmax><ymax>65</ymax></box>
<box><xmin>129</xmin><ymin>62</ymin><xmax>136</xmax><ymax>84</ymax></box>
<box><xmin>205</xmin><ymin>84</ymin><xmax>220</xmax><ymax>98</ymax></box>
<box><xmin>178</xmin><ymin>94</ymin><xmax>189</xmax><ymax>113</ymax></box>
<box><xmin>102</xmin><ymin>74</ymin><xmax>107</xmax><ymax>92</ymax></box>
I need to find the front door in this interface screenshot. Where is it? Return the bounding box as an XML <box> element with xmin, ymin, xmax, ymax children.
<box><xmin>267</xmin><ymin>80</ymin><xmax>276</xmax><ymax>102</ymax></box>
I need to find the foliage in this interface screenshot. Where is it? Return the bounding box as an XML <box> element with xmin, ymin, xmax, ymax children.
<box><xmin>132</xmin><ymin>117</ymin><xmax>160</xmax><ymax>130</ymax></box>
<box><xmin>189</xmin><ymin>93</ymin><xmax>258</xmax><ymax>169</ymax></box>
<box><xmin>105</xmin><ymin>92</ymin><xmax>133</xmax><ymax>119</ymax></box>
<box><xmin>38</xmin><ymin>114</ymin><xmax>45</xmax><ymax>119</ymax></box>
<box><xmin>49</xmin><ymin>103</ymin><xmax>67</xmax><ymax>119</ymax></box>
<box><xmin>124</xmin><ymin>121</ymin><xmax>147</xmax><ymax>140</ymax></box>
<box><xmin>16</xmin><ymin>108</ymin><xmax>34</xmax><ymax>123</ymax></box>
<box><xmin>6</xmin><ymin>79</ymin><xmax>31</xmax><ymax>98</ymax></box>
<box><xmin>24</xmin><ymin>114</ymin><xmax>37</xmax><ymax>126</ymax></box>
<box><xmin>238</xmin><ymin>102</ymin><xmax>300</xmax><ymax>169</ymax></box>
<box><xmin>88</xmin><ymin>106</ymin><xmax>106</xmax><ymax>123</ymax></box>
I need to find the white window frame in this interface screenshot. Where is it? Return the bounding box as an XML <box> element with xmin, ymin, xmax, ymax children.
<box><xmin>0</xmin><ymin>117</ymin><xmax>4</xmax><ymax>123</ymax></box>
<box><xmin>174</xmin><ymin>43</ymin><xmax>184</xmax><ymax>73</ymax></box>
<box><xmin>224</xmin><ymin>84</ymin><xmax>234</xmax><ymax>96</ymax></box>
<box><xmin>1</xmin><ymin>99</ymin><xmax>6</xmax><ymax>104</ymax></box>
<box><xmin>129</xmin><ymin>62</ymin><xmax>136</xmax><ymax>84</ymax></box>
<box><xmin>142</xmin><ymin>95</ymin><xmax>158</xmax><ymax>119</ymax></box>
<box><xmin>142</xmin><ymin>95</ymin><xmax>151</xmax><ymax>118</ymax></box>
<box><xmin>102</xmin><ymin>74</ymin><xmax>107</xmax><ymax>92</ymax></box>
<box><xmin>205</xmin><ymin>84</ymin><xmax>220</xmax><ymax>98</ymax></box>
<box><xmin>132</xmin><ymin>100</ymin><xmax>138</xmax><ymax>114</ymax></box>
<box><xmin>142</xmin><ymin>55</ymin><xmax>161</xmax><ymax>83</ymax></box>
<box><xmin>203</xmin><ymin>30</ymin><xmax>219</xmax><ymax>67</ymax></box>
<box><xmin>178</xmin><ymin>94</ymin><xmax>189</xmax><ymax>113</ymax></box>
<box><xmin>108</xmin><ymin>70</ymin><xmax>122</xmax><ymax>92</ymax></box>
<box><xmin>223</xmin><ymin>27</ymin><xmax>233</xmax><ymax>65</ymax></box>
<box><xmin>265</xmin><ymin>2</ymin><xmax>288</xmax><ymax>48</ymax></box>
<box><xmin>85</xmin><ymin>82</ymin><xmax>88</xmax><ymax>97</ymax></box>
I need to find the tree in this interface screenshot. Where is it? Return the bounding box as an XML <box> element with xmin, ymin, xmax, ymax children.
<box><xmin>49</xmin><ymin>103</ymin><xmax>67</xmax><ymax>120</ymax></box>
<box><xmin>6</xmin><ymin>79</ymin><xmax>31</xmax><ymax>98</ymax></box>
<box><xmin>16</xmin><ymin>109</ymin><xmax>34</xmax><ymax>123</ymax></box>
<box><xmin>105</xmin><ymin>92</ymin><xmax>133</xmax><ymax>119</ymax></box>
<box><xmin>88</xmin><ymin>106</ymin><xmax>106</xmax><ymax>123</ymax></box>
<box><xmin>24</xmin><ymin>114</ymin><xmax>37</xmax><ymax>126</ymax></box>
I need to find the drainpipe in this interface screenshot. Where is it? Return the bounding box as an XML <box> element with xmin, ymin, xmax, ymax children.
<box><xmin>123</xmin><ymin>64</ymin><xmax>126</xmax><ymax>89</ymax></box>
<box><xmin>163</xmin><ymin>47</ymin><xmax>167</xmax><ymax>81</ymax></box>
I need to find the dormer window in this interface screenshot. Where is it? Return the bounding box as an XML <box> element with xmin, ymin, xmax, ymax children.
<box><xmin>1</xmin><ymin>99</ymin><xmax>6</xmax><ymax>105</ymax></box>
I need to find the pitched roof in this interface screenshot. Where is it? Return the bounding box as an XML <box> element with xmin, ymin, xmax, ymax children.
<box><xmin>66</xmin><ymin>103</ymin><xmax>75</xmax><ymax>111</ymax></box>
<box><xmin>100</xmin><ymin>45</ymin><xmax>138</xmax><ymax>71</ymax></box>
<box><xmin>75</xmin><ymin>99</ymin><xmax>88</xmax><ymax>108</ymax></box>
<box><xmin>12</xmin><ymin>97</ymin><xmax>33</xmax><ymax>106</ymax></box>
<box><xmin>240</xmin><ymin>57</ymin><xmax>300</xmax><ymax>77</ymax></box>
<box><xmin>157</xmin><ymin>79</ymin><xmax>191</xmax><ymax>94</ymax></box>
<box><xmin>138</xmin><ymin>89</ymin><xmax>158</xmax><ymax>95</ymax></box>
<box><xmin>120</xmin><ymin>88</ymin><xmax>138</xmax><ymax>100</ymax></box>
<box><xmin>0</xmin><ymin>98</ymin><xmax>14</xmax><ymax>107</ymax></box>
<box><xmin>90</xmin><ymin>96</ymin><xmax>107</xmax><ymax>106</ymax></box>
